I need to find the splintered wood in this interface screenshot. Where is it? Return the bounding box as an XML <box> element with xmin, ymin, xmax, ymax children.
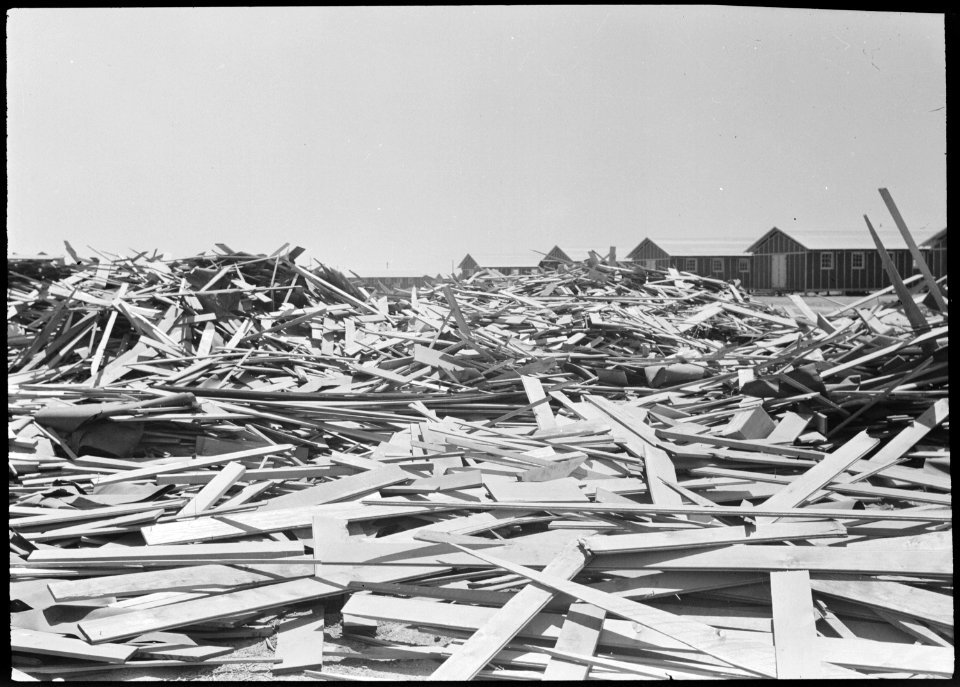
<box><xmin>8</xmin><ymin>241</ymin><xmax>951</xmax><ymax>680</ymax></box>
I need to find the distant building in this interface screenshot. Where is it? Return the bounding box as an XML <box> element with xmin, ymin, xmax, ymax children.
<box><xmin>625</xmin><ymin>239</ymin><xmax>752</xmax><ymax>287</ymax></box>
<box><xmin>542</xmin><ymin>245</ymin><xmax>619</xmax><ymax>267</ymax></box>
<box><xmin>457</xmin><ymin>252</ymin><xmax>543</xmax><ymax>277</ymax></box>
<box><xmin>351</xmin><ymin>268</ymin><xmax>440</xmax><ymax>290</ymax></box>
<box><xmin>746</xmin><ymin>226</ymin><xmax>938</xmax><ymax>293</ymax></box>
<box><xmin>921</xmin><ymin>227</ymin><xmax>947</xmax><ymax>279</ymax></box>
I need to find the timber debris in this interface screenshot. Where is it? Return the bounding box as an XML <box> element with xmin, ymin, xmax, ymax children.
<box><xmin>8</xmin><ymin>231</ymin><xmax>950</xmax><ymax>680</ymax></box>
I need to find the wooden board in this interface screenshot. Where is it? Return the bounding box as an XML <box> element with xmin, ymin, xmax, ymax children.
<box><xmin>274</xmin><ymin>610</ymin><xmax>326</xmax><ymax>674</ymax></box>
<box><xmin>12</xmin><ymin>627</ymin><xmax>137</xmax><ymax>663</ymax></box>
<box><xmin>175</xmin><ymin>461</ymin><xmax>246</xmax><ymax>517</ymax></box>
<box><xmin>541</xmin><ymin>603</ymin><xmax>606</xmax><ymax>680</ymax></box>
<box><xmin>449</xmin><ymin>543</ymin><xmax>779</xmax><ymax>678</ymax></box>
<box><xmin>769</xmin><ymin>570</ymin><xmax>820</xmax><ymax>678</ymax></box>
<box><xmin>429</xmin><ymin>541</ymin><xmax>588</xmax><ymax>680</ymax></box>
<box><xmin>260</xmin><ymin>464</ymin><xmax>410</xmax><ymax>511</ymax></box>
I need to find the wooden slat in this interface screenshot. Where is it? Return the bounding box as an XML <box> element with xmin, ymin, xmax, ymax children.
<box><xmin>541</xmin><ymin>603</ymin><xmax>606</xmax><ymax>680</ymax></box>
<box><xmin>755</xmin><ymin>430</ymin><xmax>878</xmax><ymax>522</ymax></box>
<box><xmin>429</xmin><ymin>541</ymin><xmax>588</xmax><ymax>680</ymax></box>
<box><xmin>12</xmin><ymin>627</ymin><xmax>137</xmax><ymax>663</ymax></box>
<box><xmin>274</xmin><ymin>610</ymin><xmax>326</xmax><ymax>674</ymax></box>
<box><xmin>878</xmin><ymin>187</ymin><xmax>948</xmax><ymax>312</ymax></box>
<box><xmin>770</xmin><ymin>570</ymin><xmax>820</xmax><ymax>678</ymax></box>
<box><xmin>584</xmin><ymin>520</ymin><xmax>845</xmax><ymax>554</ymax></box>
<box><xmin>449</xmin><ymin>543</ymin><xmax>779</xmax><ymax>678</ymax></box>
<box><xmin>92</xmin><ymin>445</ymin><xmax>292</xmax><ymax>486</ymax></box>
<box><xmin>175</xmin><ymin>461</ymin><xmax>246</xmax><ymax>517</ymax></box>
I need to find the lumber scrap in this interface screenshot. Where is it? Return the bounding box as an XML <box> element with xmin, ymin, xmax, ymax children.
<box><xmin>429</xmin><ymin>541</ymin><xmax>588</xmax><ymax>680</ymax></box>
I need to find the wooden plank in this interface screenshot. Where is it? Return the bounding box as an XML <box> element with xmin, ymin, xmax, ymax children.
<box><xmin>142</xmin><ymin>501</ymin><xmax>447</xmax><ymax>546</ymax></box>
<box><xmin>520</xmin><ymin>376</ymin><xmax>556</xmax><ymax>430</ymax></box>
<box><xmin>24</xmin><ymin>509</ymin><xmax>164</xmax><ymax>542</ymax></box>
<box><xmin>260</xmin><ymin>464</ymin><xmax>410</xmax><ymax>511</ymax></box>
<box><xmin>92</xmin><ymin>444</ymin><xmax>292</xmax><ymax>486</ymax></box>
<box><xmin>361</xmin><ymin>497</ymin><xmax>952</xmax><ymax>523</ymax></box>
<box><xmin>815</xmin><ymin>636</ymin><xmax>953</xmax><ymax>676</ymax></box>
<box><xmin>869</xmin><ymin>215</ymin><xmax>931</xmax><ymax>334</ymax></box>
<box><xmin>595</xmin><ymin>544</ymin><xmax>951</xmax><ymax>577</ymax></box>
<box><xmin>10</xmin><ymin>501</ymin><xmax>184</xmax><ymax>530</ymax></box>
<box><xmin>787</xmin><ymin>293</ymin><xmax>818</xmax><ymax>324</ymax></box>
<box><xmin>158</xmin><ymin>465</ymin><xmax>339</xmax><ymax>485</ymax></box>
<box><xmin>274</xmin><ymin>610</ymin><xmax>326</xmax><ymax>674</ymax></box>
<box><xmin>828</xmin><ymin>273</ymin><xmax>924</xmax><ymax>315</ymax></box>
<box><xmin>48</xmin><ymin>562</ymin><xmax>315</xmax><ymax>602</ymax></box>
<box><xmin>485</xmin><ymin>477</ymin><xmax>588</xmax><ymax>502</ymax></box>
<box><xmin>541</xmin><ymin>603</ymin><xmax>606</xmax><ymax>680</ymax></box>
<box><xmin>218</xmin><ymin>481</ymin><xmax>275</xmax><ymax>509</ymax></box>
<box><xmin>755</xmin><ymin>430</ymin><xmax>878</xmax><ymax>521</ymax></box>
<box><xmin>871</xmin><ymin>607</ymin><xmax>952</xmax><ymax>647</ymax></box>
<box><xmin>769</xmin><ymin>570</ymin><xmax>820</xmax><ymax>678</ymax></box>
<box><xmin>341</xmin><ymin>591</ymin><xmax>773</xmax><ymax>657</ymax></box>
<box><xmin>820</xmin><ymin>324</ymin><xmax>947</xmax><ymax>378</ymax></box>
<box><xmin>810</xmin><ymin>575</ymin><xmax>953</xmax><ymax>628</ymax></box>
<box><xmin>175</xmin><ymin>461</ymin><xmax>246</xmax><ymax>517</ymax></box>
<box><xmin>11</xmin><ymin>627</ymin><xmax>137</xmax><ymax>664</ymax></box>
<box><xmin>449</xmin><ymin>543</ymin><xmax>778</xmax><ymax>678</ymax></box>
<box><xmin>657</xmin><ymin>428</ymin><xmax>825</xmax><ymax>459</ymax></box>
<box><xmin>583</xmin><ymin>520</ymin><xmax>845</xmax><ymax>555</ymax></box>
<box><xmin>78</xmin><ymin>577</ymin><xmax>342</xmax><ymax>644</ymax></box>
<box><xmin>878</xmin><ymin>187</ymin><xmax>948</xmax><ymax>312</ymax></box>
<box><xmin>838</xmin><ymin>399</ymin><xmax>948</xmax><ymax>484</ymax></box>
<box><xmin>29</xmin><ymin>541</ymin><xmax>304</xmax><ymax>564</ymax></box>
<box><xmin>429</xmin><ymin>540</ymin><xmax>588</xmax><ymax>680</ymax></box>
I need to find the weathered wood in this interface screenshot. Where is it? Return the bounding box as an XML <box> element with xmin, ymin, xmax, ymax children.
<box><xmin>878</xmin><ymin>187</ymin><xmax>948</xmax><ymax>312</ymax></box>
<box><xmin>769</xmin><ymin>570</ymin><xmax>820</xmax><ymax>678</ymax></box>
<box><xmin>92</xmin><ymin>445</ymin><xmax>292</xmax><ymax>486</ymax></box>
<box><xmin>12</xmin><ymin>627</ymin><xmax>137</xmax><ymax>663</ymax></box>
<box><xmin>755</xmin><ymin>430</ymin><xmax>878</xmax><ymax>521</ymax></box>
<box><xmin>78</xmin><ymin>577</ymin><xmax>344</xmax><ymax>643</ymax></box>
<box><xmin>274</xmin><ymin>610</ymin><xmax>325</xmax><ymax>674</ymax></box>
<box><xmin>175</xmin><ymin>461</ymin><xmax>247</xmax><ymax>517</ymax></box>
<box><xmin>47</xmin><ymin>563</ymin><xmax>312</xmax><ymax>602</ymax></box>
<box><xmin>541</xmin><ymin>603</ymin><xmax>607</xmax><ymax>680</ymax></box>
<box><xmin>29</xmin><ymin>541</ymin><xmax>304</xmax><ymax>564</ymax></box>
<box><xmin>449</xmin><ymin>543</ymin><xmax>779</xmax><ymax>677</ymax></box>
<box><xmin>583</xmin><ymin>520</ymin><xmax>845</xmax><ymax>554</ymax></box>
<box><xmin>429</xmin><ymin>541</ymin><xmax>588</xmax><ymax>680</ymax></box>
<box><xmin>361</xmin><ymin>497</ymin><xmax>952</xmax><ymax>523</ymax></box>
<box><xmin>260</xmin><ymin>463</ymin><xmax>410</xmax><ymax>511</ymax></box>
<box><xmin>810</xmin><ymin>575</ymin><xmax>953</xmax><ymax>628</ymax></box>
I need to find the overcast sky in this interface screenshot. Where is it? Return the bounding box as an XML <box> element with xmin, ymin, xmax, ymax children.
<box><xmin>7</xmin><ymin>7</ymin><xmax>946</xmax><ymax>275</ymax></box>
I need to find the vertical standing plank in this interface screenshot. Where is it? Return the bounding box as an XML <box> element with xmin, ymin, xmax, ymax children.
<box><xmin>428</xmin><ymin>541</ymin><xmax>588</xmax><ymax>681</ymax></box>
<box><xmin>440</xmin><ymin>285</ymin><xmax>496</xmax><ymax>362</ymax></box>
<box><xmin>863</xmin><ymin>214</ymin><xmax>930</xmax><ymax>335</ymax></box>
<box><xmin>541</xmin><ymin>603</ymin><xmax>606</xmax><ymax>680</ymax></box>
<box><xmin>878</xmin><ymin>187</ymin><xmax>948</xmax><ymax>313</ymax></box>
<box><xmin>770</xmin><ymin>570</ymin><xmax>821</xmax><ymax>679</ymax></box>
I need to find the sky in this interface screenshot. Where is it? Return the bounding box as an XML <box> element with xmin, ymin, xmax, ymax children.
<box><xmin>7</xmin><ymin>7</ymin><xmax>946</xmax><ymax>275</ymax></box>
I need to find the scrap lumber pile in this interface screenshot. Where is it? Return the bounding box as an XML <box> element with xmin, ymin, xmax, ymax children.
<box><xmin>8</xmin><ymin>241</ymin><xmax>950</xmax><ymax>680</ymax></box>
